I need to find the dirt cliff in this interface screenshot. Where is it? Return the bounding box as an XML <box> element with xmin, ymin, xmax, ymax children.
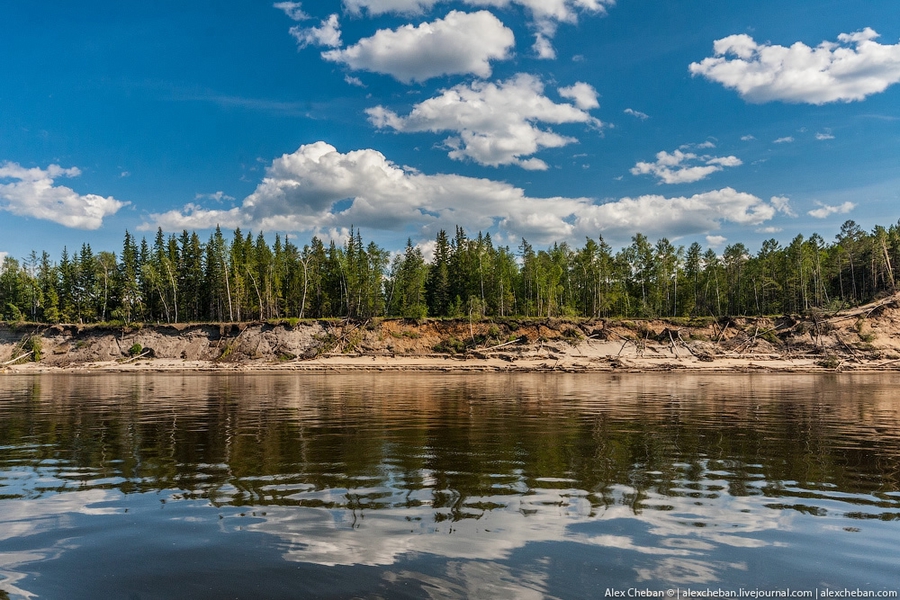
<box><xmin>2</xmin><ymin>294</ymin><xmax>899</xmax><ymax>372</ymax></box>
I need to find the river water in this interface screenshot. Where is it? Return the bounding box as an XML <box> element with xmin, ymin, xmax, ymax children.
<box><xmin>0</xmin><ymin>373</ymin><xmax>898</xmax><ymax>599</ymax></box>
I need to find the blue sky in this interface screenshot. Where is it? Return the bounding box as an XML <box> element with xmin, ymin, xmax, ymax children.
<box><xmin>2</xmin><ymin>0</ymin><xmax>899</xmax><ymax>260</ymax></box>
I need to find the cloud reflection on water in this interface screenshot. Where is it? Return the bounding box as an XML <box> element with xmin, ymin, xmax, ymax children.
<box><xmin>1</xmin><ymin>373</ymin><xmax>899</xmax><ymax>598</ymax></box>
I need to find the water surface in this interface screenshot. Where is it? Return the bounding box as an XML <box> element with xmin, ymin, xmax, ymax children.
<box><xmin>0</xmin><ymin>373</ymin><xmax>899</xmax><ymax>599</ymax></box>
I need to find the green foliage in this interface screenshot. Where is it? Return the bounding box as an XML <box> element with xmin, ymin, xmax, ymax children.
<box><xmin>433</xmin><ymin>336</ymin><xmax>467</xmax><ymax>354</ymax></box>
<box><xmin>562</xmin><ymin>327</ymin><xmax>583</xmax><ymax>342</ymax></box>
<box><xmin>25</xmin><ymin>336</ymin><xmax>42</xmax><ymax>361</ymax></box>
<box><xmin>128</xmin><ymin>343</ymin><xmax>143</xmax><ymax>356</ymax></box>
<box><xmin>4</xmin><ymin>303</ymin><xmax>23</xmax><ymax>322</ymax></box>
<box><xmin>1</xmin><ymin>218</ymin><xmax>899</xmax><ymax>325</ymax></box>
<box><xmin>816</xmin><ymin>354</ymin><xmax>841</xmax><ymax>369</ymax></box>
<box><xmin>760</xmin><ymin>330</ymin><xmax>780</xmax><ymax>345</ymax></box>
<box><xmin>391</xmin><ymin>330</ymin><xmax>421</xmax><ymax>339</ymax></box>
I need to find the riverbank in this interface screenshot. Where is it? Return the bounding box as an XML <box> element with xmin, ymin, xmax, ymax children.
<box><xmin>3</xmin><ymin>293</ymin><xmax>899</xmax><ymax>373</ymax></box>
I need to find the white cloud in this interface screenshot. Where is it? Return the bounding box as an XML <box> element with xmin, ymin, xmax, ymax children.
<box><xmin>0</xmin><ymin>251</ymin><xmax>8</xmax><ymax>263</ymax></box>
<box><xmin>344</xmin><ymin>0</ymin><xmax>614</xmax><ymax>36</ymax></box>
<box><xmin>273</xmin><ymin>1</ymin><xmax>309</xmax><ymax>21</ymax></box>
<box><xmin>343</xmin><ymin>0</ymin><xmax>439</xmax><ymax>14</ymax></box>
<box><xmin>558</xmin><ymin>81</ymin><xmax>600</xmax><ymax>110</ymax></box>
<box><xmin>624</xmin><ymin>108</ymin><xmax>649</xmax><ymax>120</ymax></box>
<box><xmin>631</xmin><ymin>149</ymin><xmax>742</xmax><ymax>184</ymax></box>
<box><xmin>690</xmin><ymin>28</ymin><xmax>900</xmax><ymax>104</ymax></box>
<box><xmin>532</xmin><ymin>33</ymin><xmax>556</xmax><ymax>60</ymax></box>
<box><xmin>740</xmin><ymin>135</ymin><xmax>755</xmax><ymax>141</ymax></box>
<box><xmin>574</xmin><ymin>189</ymin><xmax>776</xmax><ymax>241</ymax></box>
<box><xmin>344</xmin><ymin>75</ymin><xmax>366</xmax><ymax>87</ymax></box>
<box><xmin>706</xmin><ymin>235</ymin><xmax>727</xmax><ymax>248</ymax></box>
<box><xmin>195</xmin><ymin>191</ymin><xmax>235</xmax><ymax>203</ymax></box>
<box><xmin>144</xmin><ymin>142</ymin><xmax>778</xmax><ymax>245</ymax></box>
<box><xmin>0</xmin><ymin>162</ymin><xmax>127</xmax><ymax>230</ymax></box>
<box><xmin>773</xmin><ymin>136</ymin><xmax>794</xmax><ymax>144</ymax></box>
<box><xmin>815</xmin><ymin>131</ymin><xmax>835</xmax><ymax>140</ymax></box>
<box><xmin>367</xmin><ymin>74</ymin><xmax>601</xmax><ymax>169</ymax></box>
<box><xmin>290</xmin><ymin>14</ymin><xmax>342</xmax><ymax>49</ymax></box>
<box><xmin>808</xmin><ymin>201</ymin><xmax>856</xmax><ymax>219</ymax></box>
<box><xmin>756</xmin><ymin>226</ymin><xmax>783</xmax><ymax>234</ymax></box>
<box><xmin>322</xmin><ymin>11</ymin><xmax>514</xmax><ymax>83</ymax></box>
<box><xmin>770</xmin><ymin>195</ymin><xmax>796</xmax><ymax>217</ymax></box>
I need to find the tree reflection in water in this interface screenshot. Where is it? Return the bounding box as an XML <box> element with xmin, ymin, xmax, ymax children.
<box><xmin>0</xmin><ymin>373</ymin><xmax>899</xmax><ymax>598</ymax></box>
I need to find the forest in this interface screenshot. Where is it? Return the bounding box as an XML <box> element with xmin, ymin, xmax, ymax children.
<box><xmin>0</xmin><ymin>219</ymin><xmax>898</xmax><ymax>324</ymax></box>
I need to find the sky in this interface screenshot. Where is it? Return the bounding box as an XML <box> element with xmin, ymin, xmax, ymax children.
<box><xmin>2</xmin><ymin>0</ymin><xmax>899</xmax><ymax>261</ymax></box>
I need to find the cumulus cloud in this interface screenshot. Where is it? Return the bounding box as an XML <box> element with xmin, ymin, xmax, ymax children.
<box><xmin>340</xmin><ymin>0</ymin><xmax>614</xmax><ymax>61</ymax></box>
<box><xmin>290</xmin><ymin>14</ymin><xmax>342</xmax><ymax>48</ymax></box>
<box><xmin>367</xmin><ymin>74</ymin><xmax>601</xmax><ymax>169</ymax></box>
<box><xmin>706</xmin><ymin>235</ymin><xmax>727</xmax><ymax>248</ymax></box>
<box><xmin>343</xmin><ymin>0</ymin><xmax>439</xmax><ymax>14</ymax></box>
<box><xmin>143</xmin><ymin>142</ymin><xmax>779</xmax><ymax>245</ymax></box>
<box><xmin>574</xmin><ymin>188</ymin><xmax>777</xmax><ymax>241</ymax></box>
<box><xmin>0</xmin><ymin>162</ymin><xmax>127</xmax><ymax>230</ymax></box>
<box><xmin>689</xmin><ymin>28</ymin><xmax>900</xmax><ymax>104</ymax></box>
<box><xmin>533</xmin><ymin>33</ymin><xmax>556</xmax><ymax>59</ymax></box>
<box><xmin>740</xmin><ymin>135</ymin><xmax>755</xmax><ymax>141</ymax></box>
<box><xmin>773</xmin><ymin>136</ymin><xmax>794</xmax><ymax>144</ymax></box>
<box><xmin>808</xmin><ymin>201</ymin><xmax>856</xmax><ymax>219</ymax></box>
<box><xmin>770</xmin><ymin>195</ymin><xmax>797</xmax><ymax>217</ymax></box>
<box><xmin>344</xmin><ymin>0</ymin><xmax>614</xmax><ymax>31</ymax></box>
<box><xmin>322</xmin><ymin>11</ymin><xmax>514</xmax><ymax>83</ymax></box>
<box><xmin>815</xmin><ymin>131</ymin><xmax>835</xmax><ymax>140</ymax></box>
<box><xmin>195</xmin><ymin>191</ymin><xmax>235</xmax><ymax>202</ymax></box>
<box><xmin>624</xmin><ymin>108</ymin><xmax>649</xmax><ymax>120</ymax></box>
<box><xmin>273</xmin><ymin>1</ymin><xmax>310</xmax><ymax>21</ymax></box>
<box><xmin>558</xmin><ymin>82</ymin><xmax>600</xmax><ymax>110</ymax></box>
<box><xmin>631</xmin><ymin>149</ymin><xmax>742</xmax><ymax>184</ymax></box>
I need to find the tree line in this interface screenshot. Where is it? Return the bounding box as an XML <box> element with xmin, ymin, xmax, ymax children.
<box><xmin>0</xmin><ymin>220</ymin><xmax>897</xmax><ymax>324</ymax></box>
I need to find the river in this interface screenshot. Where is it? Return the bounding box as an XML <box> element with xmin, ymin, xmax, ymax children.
<box><xmin>0</xmin><ymin>373</ymin><xmax>898</xmax><ymax>599</ymax></box>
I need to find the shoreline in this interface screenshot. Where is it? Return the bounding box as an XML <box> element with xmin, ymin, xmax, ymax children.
<box><xmin>3</xmin><ymin>294</ymin><xmax>899</xmax><ymax>375</ymax></box>
<box><xmin>5</xmin><ymin>352</ymin><xmax>900</xmax><ymax>375</ymax></box>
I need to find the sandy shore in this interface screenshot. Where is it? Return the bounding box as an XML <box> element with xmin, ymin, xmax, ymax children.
<box><xmin>3</xmin><ymin>294</ymin><xmax>899</xmax><ymax>374</ymax></box>
<box><xmin>5</xmin><ymin>343</ymin><xmax>898</xmax><ymax>374</ymax></box>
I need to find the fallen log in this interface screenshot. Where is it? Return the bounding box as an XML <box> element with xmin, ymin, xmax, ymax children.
<box><xmin>1</xmin><ymin>351</ymin><xmax>33</xmax><ymax>366</ymax></box>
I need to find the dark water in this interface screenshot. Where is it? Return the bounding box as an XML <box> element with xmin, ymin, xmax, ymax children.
<box><xmin>0</xmin><ymin>373</ymin><xmax>899</xmax><ymax>600</ymax></box>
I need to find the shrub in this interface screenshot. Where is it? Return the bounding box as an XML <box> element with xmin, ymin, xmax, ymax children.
<box><xmin>816</xmin><ymin>354</ymin><xmax>841</xmax><ymax>369</ymax></box>
<box><xmin>25</xmin><ymin>336</ymin><xmax>42</xmax><ymax>361</ymax></box>
<box><xmin>128</xmin><ymin>343</ymin><xmax>143</xmax><ymax>356</ymax></box>
<box><xmin>433</xmin><ymin>336</ymin><xmax>466</xmax><ymax>354</ymax></box>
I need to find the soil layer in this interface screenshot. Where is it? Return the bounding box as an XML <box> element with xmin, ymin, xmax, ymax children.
<box><xmin>3</xmin><ymin>294</ymin><xmax>900</xmax><ymax>373</ymax></box>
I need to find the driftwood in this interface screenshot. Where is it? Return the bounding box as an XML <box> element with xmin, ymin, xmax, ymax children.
<box><xmin>833</xmin><ymin>333</ymin><xmax>862</xmax><ymax>360</ymax></box>
<box><xmin>2</xmin><ymin>351</ymin><xmax>33</xmax><ymax>366</ymax></box>
<box><xmin>826</xmin><ymin>292</ymin><xmax>900</xmax><ymax>323</ymax></box>
<box><xmin>479</xmin><ymin>337</ymin><xmax>523</xmax><ymax>353</ymax></box>
<box><xmin>674</xmin><ymin>330</ymin><xmax>699</xmax><ymax>358</ymax></box>
<box><xmin>332</xmin><ymin>319</ymin><xmax>369</xmax><ymax>353</ymax></box>
<box><xmin>715</xmin><ymin>322</ymin><xmax>729</xmax><ymax>343</ymax></box>
<box><xmin>617</xmin><ymin>336</ymin><xmax>647</xmax><ymax>357</ymax></box>
<box><xmin>119</xmin><ymin>350</ymin><xmax>151</xmax><ymax>364</ymax></box>
<box><xmin>666</xmin><ymin>329</ymin><xmax>679</xmax><ymax>357</ymax></box>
